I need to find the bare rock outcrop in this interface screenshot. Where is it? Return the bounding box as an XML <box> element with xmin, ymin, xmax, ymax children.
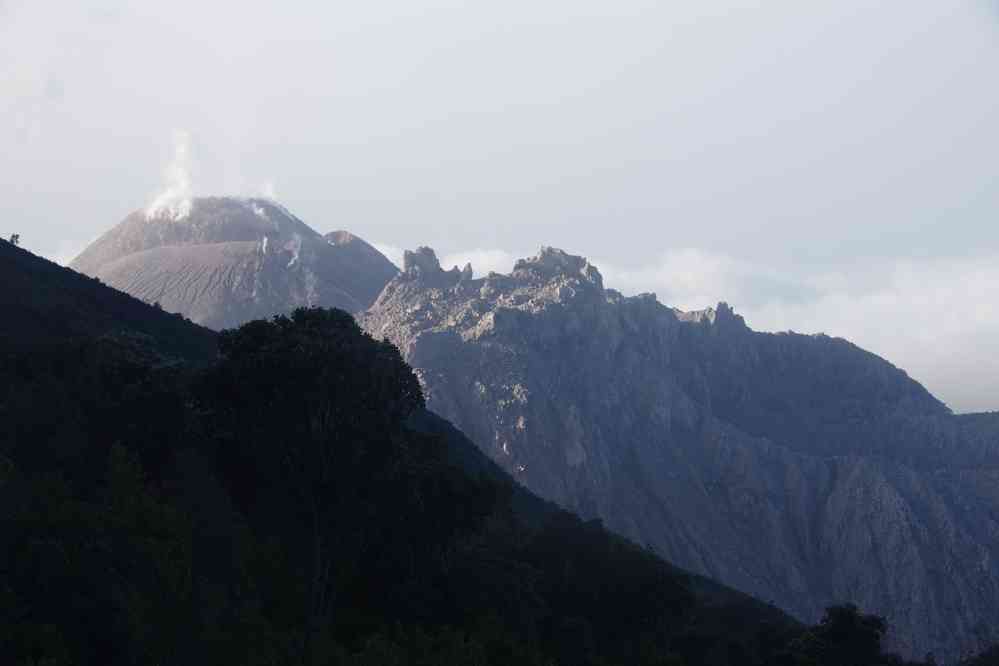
<box><xmin>361</xmin><ymin>246</ymin><xmax>999</xmax><ymax>661</ymax></box>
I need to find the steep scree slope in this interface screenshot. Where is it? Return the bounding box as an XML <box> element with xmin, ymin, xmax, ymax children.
<box><xmin>71</xmin><ymin>197</ymin><xmax>397</xmax><ymax>330</ymax></box>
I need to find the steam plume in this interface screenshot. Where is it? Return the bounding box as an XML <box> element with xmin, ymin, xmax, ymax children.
<box><xmin>145</xmin><ymin>130</ymin><xmax>193</xmax><ymax>221</ymax></box>
<box><xmin>260</xmin><ymin>180</ymin><xmax>277</xmax><ymax>200</ymax></box>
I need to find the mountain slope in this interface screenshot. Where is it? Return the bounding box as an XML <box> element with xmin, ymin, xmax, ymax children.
<box><xmin>322</xmin><ymin>229</ymin><xmax>400</xmax><ymax>307</ymax></box>
<box><xmin>3</xmin><ymin>293</ymin><xmax>845</xmax><ymax>666</ymax></box>
<box><xmin>361</xmin><ymin>245</ymin><xmax>999</xmax><ymax>661</ymax></box>
<box><xmin>70</xmin><ymin>197</ymin><xmax>397</xmax><ymax>330</ymax></box>
<box><xmin>0</xmin><ymin>238</ymin><xmax>216</xmax><ymax>361</ymax></box>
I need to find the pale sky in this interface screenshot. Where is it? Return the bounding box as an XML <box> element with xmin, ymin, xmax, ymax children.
<box><xmin>2</xmin><ymin>1</ymin><xmax>997</xmax><ymax>412</ymax></box>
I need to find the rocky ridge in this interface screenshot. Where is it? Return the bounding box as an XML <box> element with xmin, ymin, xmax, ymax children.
<box><xmin>361</xmin><ymin>246</ymin><xmax>999</xmax><ymax>661</ymax></box>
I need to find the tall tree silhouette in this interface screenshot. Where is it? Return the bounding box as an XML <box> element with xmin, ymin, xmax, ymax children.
<box><xmin>198</xmin><ymin>308</ymin><xmax>425</xmax><ymax>663</ymax></box>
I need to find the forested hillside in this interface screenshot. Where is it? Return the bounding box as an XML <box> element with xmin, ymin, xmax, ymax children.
<box><xmin>0</xmin><ymin>243</ymin><xmax>985</xmax><ymax>665</ymax></box>
<box><xmin>0</xmin><ymin>237</ymin><xmax>216</xmax><ymax>360</ymax></box>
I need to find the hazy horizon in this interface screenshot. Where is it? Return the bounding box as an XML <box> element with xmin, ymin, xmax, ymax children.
<box><xmin>2</xmin><ymin>1</ymin><xmax>997</xmax><ymax>412</ymax></box>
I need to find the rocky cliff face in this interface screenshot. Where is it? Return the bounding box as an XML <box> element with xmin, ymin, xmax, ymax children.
<box><xmin>361</xmin><ymin>246</ymin><xmax>999</xmax><ymax>661</ymax></box>
<box><xmin>71</xmin><ymin>197</ymin><xmax>397</xmax><ymax>330</ymax></box>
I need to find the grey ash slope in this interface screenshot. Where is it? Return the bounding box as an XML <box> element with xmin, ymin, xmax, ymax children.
<box><xmin>361</xmin><ymin>246</ymin><xmax>999</xmax><ymax>661</ymax></box>
<box><xmin>71</xmin><ymin>197</ymin><xmax>397</xmax><ymax>330</ymax></box>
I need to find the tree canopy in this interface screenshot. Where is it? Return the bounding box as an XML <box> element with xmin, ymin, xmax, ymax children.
<box><xmin>0</xmin><ymin>307</ymin><xmax>988</xmax><ymax>665</ymax></box>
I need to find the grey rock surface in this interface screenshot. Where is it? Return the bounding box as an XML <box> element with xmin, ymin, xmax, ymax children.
<box><xmin>72</xmin><ymin>197</ymin><xmax>398</xmax><ymax>330</ymax></box>
<box><xmin>361</xmin><ymin>246</ymin><xmax>999</xmax><ymax>661</ymax></box>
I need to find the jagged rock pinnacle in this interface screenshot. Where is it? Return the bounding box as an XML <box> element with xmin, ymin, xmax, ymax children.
<box><xmin>513</xmin><ymin>246</ymin><xmax>604</xmax><ymax>290</ymax></box>
<box><xmin>403</xmin><ymin>247</ymin><xmax>442</xmax><ymax>276</ymax></box>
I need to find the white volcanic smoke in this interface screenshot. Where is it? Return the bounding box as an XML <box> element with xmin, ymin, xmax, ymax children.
<box><xmin>145</xmin><ymin>130</ymin><xmax>193</xmax><ymax>221</ymax></box>
<box><xmin>259</xmin><ymin>180</ymin><xmax>277</xmax><ymax>200</ymax></box>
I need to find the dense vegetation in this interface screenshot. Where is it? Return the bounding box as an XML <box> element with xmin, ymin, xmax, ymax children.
<box><xmin>0</xmin><ymin>299</ymin><xmax>953</xmax><ymax>665</ymax></box>
<box><xmin>0</xmin><ymin>245</ymin><xmax>992</xmax><ymax>665</ymax></box>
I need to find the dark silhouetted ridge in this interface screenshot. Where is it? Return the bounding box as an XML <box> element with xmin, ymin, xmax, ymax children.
<box><xmin>0</xmin><ymin>238</ymin><xmax>215</xmax><ymax>361</ymax></box>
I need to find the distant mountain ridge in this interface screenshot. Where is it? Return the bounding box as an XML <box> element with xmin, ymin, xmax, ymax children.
<box><xmin>361</xmin><ymin>245</ymin><xmax>999</xmax><ymax>661</ymax></box>
<box><xmin>71</xmin><ymin>197</ymin><xmax>397</xmax><ymax>330</ymax></box>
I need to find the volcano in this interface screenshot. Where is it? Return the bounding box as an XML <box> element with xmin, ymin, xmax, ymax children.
<box><xmin>71</xmin><ymin>197</ymin><xmax>398</xmax><ymax>330</ymax></box>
